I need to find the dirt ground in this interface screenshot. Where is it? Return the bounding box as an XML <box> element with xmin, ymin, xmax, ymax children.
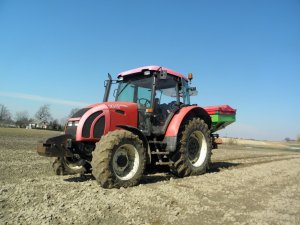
<box><xmin>0</xmin><ymin>128</ymin><xmax>299</xmax><ymax>225</ymax></box>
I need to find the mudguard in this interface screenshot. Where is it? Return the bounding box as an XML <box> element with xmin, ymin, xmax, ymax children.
<box><xmin>163</xmin><ymin>106</ymin><xmax>211</xmax><ymax>151</ymax></box>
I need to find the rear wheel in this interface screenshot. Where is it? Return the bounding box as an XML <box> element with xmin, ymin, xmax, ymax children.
<box><xmin>170</xmin><ymin>118</ymin><xmax>212</xmax><ymax>177</ymax></box>
<box><xmin>91</xmin><ymin>130</ymin><xmax>146</xmax><ymax>189</ymax></box>
<box><xmin>52</xmin><ymin>156</ymin><xmax>87</xmax><ymax>175</ymax></box>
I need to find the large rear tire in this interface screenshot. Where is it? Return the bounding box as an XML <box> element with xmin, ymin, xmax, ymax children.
<box><xmin>52</xmin><ymin>157</ymin><xmax>87</xmax><ymax>175</ymax></box>
<box><xmin>170</xmin><ymin>118</ymin><xmax>212</xmax><ymax>177</ymax></box>
<box><xmin>91</xmin><ymin>130</ymin><xmax>146</xmax><ymax>189</ymax></box>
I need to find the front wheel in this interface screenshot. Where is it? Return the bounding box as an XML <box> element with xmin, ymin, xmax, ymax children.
<box><xmin>170</xmin><ymin>118</ymin><xmax>212</xmax><ymax>177</ymax></box>
<box><xmin>52</xmin><ymin>156</ymin><xmax>87</xmax><ymax>175</ymax></box>
<box><xmin>91</xmin><ymin>130</ymin><xmax>146</xmax><ymax>189</ymax></box>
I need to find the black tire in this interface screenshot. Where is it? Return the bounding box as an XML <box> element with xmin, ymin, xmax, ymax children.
<box><xmin>91</xmin><ymin>130</ymin><xmax>146</xmax><ymax>189</ymax></box>
<box><xmin>52</xmin><ymin>157</ymin><xmax>87</xmax><ymax>175</ymax></box>
<box><xmin>170</xmin><ymin>118</ymin><xmax>212</xmax><ymax>177</ymax></box>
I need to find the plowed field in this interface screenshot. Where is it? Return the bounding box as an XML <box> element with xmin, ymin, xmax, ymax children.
<box><xmin>1</xmin><ymin>128</ymin><xmax>299</xmax><ymax>225</ymax></box>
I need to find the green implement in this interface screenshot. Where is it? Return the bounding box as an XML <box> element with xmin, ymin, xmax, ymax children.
<box><xmin>203</xmin><ymin>105</ymin><xmax>236</xmax><ymax>133</ymax></box>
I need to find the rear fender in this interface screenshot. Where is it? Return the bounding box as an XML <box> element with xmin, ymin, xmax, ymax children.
<box><xmin>164</xmin><ymin>106</ymin><xmax>211</xmax><ymax>151</ymax></box>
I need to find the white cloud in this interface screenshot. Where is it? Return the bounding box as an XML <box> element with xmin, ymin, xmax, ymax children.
<box><xmin>0</xmin><ymin>92</ymin><xmax>89</xmax><ymax>107</ymax></box>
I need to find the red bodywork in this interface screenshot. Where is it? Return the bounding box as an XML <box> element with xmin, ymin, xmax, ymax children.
<box><xmin>164</xmin><ymin>106</ymin><xmax>201</xmax><ymax>137</ymax></box>
<box><xmin>69</xmin><ymin>102</ymin><xmax>138</xmax><ymax>142</ymax></box>
<box><xmin>203</xmin><ymin>105</ymin><xmax>236</xmax><ymax>115</ymax></box>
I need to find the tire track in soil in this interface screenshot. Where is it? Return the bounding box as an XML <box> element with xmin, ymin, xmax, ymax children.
<box><xmin>210</xmin><ymin>154</ymin><xmax>300</xmax><ymax>172</ymax></box>
<box><xmin>213</xmin><ymin>153</ymin><xmax>299</xmax><ymax>162</ymax></box>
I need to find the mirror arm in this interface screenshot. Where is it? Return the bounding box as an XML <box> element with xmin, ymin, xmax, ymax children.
<box><xmin>103</xmin><ymin>73</ymin><xmax>112</xmax><ymax>102</ymax></box>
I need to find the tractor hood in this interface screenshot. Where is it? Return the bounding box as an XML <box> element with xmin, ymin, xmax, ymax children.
<box><xmin>66</xmin><ymin>102</ymin><xmax>138</xmax><ymax>142</ymax></box>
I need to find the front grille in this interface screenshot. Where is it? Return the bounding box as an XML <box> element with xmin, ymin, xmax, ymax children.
<box><xmin>93</xmin><ymin>116</ymin><xmax>105</xmax><ymax>138</ymax></box>
<box><xmin>65</xmin><ymin>126</ymin><xmax>77</xmax><ymax>139</ymax></box>
<box><xmin>82</xmin><ymin>111</ymin><xmax>103</xmax><ymax>138</ymax></box>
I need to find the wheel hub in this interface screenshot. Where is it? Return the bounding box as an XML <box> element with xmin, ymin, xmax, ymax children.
<box><xmin>185</xmin><ymin>130</ymin><xmax>209</xmax><ymax>167</ymax></box>
<box><xmin>187</xmin><ymin>136</ymin><xmax>200</xmax><ymax>163</ymax></box>
<box><xmin>113</xmin><ymin>150</ymin><xmax>129</xmax><ymax>173</ymax></box>
<box><xmin>112</xmin><ymin>144</ymin><xmax>140</xmax><ymax>180</ymax></box>
<box><xmin>116</xmin><ymin>154</ymin><xmax>128</xmax><ymax>168</ymax></box>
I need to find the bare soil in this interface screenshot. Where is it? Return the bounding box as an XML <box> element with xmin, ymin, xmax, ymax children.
<box><xmin>0</xmin><ymin>128</ymin><xmax>299</xmax><ymax>225</ymax></box>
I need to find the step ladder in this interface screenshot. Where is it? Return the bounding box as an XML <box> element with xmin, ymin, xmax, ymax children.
<box><xmin>149</xmin><ymin>141</ymin><xmax>173</xmax><ymax>166</ymax></box>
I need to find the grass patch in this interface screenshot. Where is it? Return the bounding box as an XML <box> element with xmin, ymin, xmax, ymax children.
<box><xmin>0</xmin><ymin>127</ymin><xmax>61</xmax><ymax>138</ymax></box>
<box><xmin>227</xmin><ymin>138</ymin><xmax>238</xmax><ymax>145</ymax></box>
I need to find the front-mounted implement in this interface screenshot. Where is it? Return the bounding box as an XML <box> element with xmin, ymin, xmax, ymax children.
<box><xmin>37</xmin><ymin>134</ymin><xmax>73</xmax><ymax>157</ymax></box>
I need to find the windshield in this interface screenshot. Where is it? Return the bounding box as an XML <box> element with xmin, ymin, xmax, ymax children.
<box><xmin>115</xmin><ymin>73</ymin><xmax>190</xmax><ymax>107</ymax></box>
<box><xmin>115</xmin><ymin>75</ymin><xmax>153</xmax><ymax>107</ymax></box>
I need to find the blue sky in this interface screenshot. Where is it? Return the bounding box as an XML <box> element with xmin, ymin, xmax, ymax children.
<box><xmin>0</xmin><ymin>0</ymin><xmax>299</xmax><ymax>140</ymax></box>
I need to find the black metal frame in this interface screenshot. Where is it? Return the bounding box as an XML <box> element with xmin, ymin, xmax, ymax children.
<box><xmin>103</xmin><ymin>74</ymin><xmax>119</xmax><ymax>102</ymax></box>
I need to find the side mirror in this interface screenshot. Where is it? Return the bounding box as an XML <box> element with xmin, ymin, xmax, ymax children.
<box><xmin>189</xmin><ymin>87</ymin><xmax>198</xmax><ymax>96</ymax></box>
<box><xmin>159</xmin><ymin>70</ymin><xmax>168</xmax><ymax>79</ymax></box>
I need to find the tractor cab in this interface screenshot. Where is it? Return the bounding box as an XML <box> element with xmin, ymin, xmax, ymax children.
<box><xmin>106</xmin><ymin>66</ymin><xmax>195</xmax><ymax>136</ymax></box>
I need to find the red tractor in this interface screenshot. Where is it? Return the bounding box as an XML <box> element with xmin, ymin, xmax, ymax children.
<box><xmin>37</xmin><ymin>66</ymin><xmax>236</xmax><ymax>189</ymax></box>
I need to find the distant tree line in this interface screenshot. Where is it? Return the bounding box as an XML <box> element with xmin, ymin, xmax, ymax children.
<box><xmin>0</xmin><ymin>103</ymin><xmax>80</xmax><ymax>131</ymax></box>
<box><xmin>285</xmin><ymin>137</ymin><xmax>300</xmax><ymax>142</ymax></box>
<box><xmin>0</xmin><ymin>104</ymin><xmax>13</xmax><ymax>125</ymax></box>
<box><xmin>3</xmin><ymin>103</ymin><xmax>299</xmax><ymax>142</ymax></box>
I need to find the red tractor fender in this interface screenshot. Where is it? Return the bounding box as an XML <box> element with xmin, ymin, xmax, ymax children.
<box><xmin>165</xmin><ymin>105</ymin><xmax>212</xmax><ymax>137</ymax></box>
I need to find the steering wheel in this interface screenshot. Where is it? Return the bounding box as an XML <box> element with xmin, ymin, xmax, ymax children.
<box><xmin>138</xmin><ymin>98</ymin><xmax>151</xmax><ymax>108</ymax></box>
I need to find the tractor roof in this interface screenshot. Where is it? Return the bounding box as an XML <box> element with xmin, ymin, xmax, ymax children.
<box><xmin>118</xmin><ymin>65</ymin><xmax>188</xmax><ymax>81</ymax></box>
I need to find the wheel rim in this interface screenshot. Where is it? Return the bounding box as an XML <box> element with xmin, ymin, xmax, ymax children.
<box><xmin>187</xmin><ymin>131</ymin><xmax>208</xmax><ymax>167</ymax></box>
<box><xmin>64</xmin><ymin>157</ymin><xmax>84</xmax><ymax>170</ymax></box>
<box><xmin>112</xmin><ymin>144</ymin><xmax>140</xmax><ymax>180</ymax></box>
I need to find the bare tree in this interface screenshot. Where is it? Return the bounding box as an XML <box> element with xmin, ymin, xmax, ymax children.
<box><xmin>68</xmin><ymin>108</ymin><xmax>80</xmax><ymax>118</ymax></box>
<box><xmin>49</xmin><ymin>119</ymin><xmax>63</xmax><ymax>131</ymax></box>
<box><xmin>15</xmin><ymin>111</ymin><xmax>30</xmax><ymax>128</ymax></box>
<box><xmin>60</xmin><ymin>117</ymin><xmax>68</xmax><ymax>127</ymax></box>
<box><xmin>35</xmin><ymin>104</ymin><xmax>52</xmax><ymax>127</ymax></box>
<box><xmin>0</xmin><ymin>104</ymin><xmax>12</xmax><ymax>123</ymax></box>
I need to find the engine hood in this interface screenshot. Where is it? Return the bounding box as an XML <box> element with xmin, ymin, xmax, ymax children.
<box><xmin>66</xmin><ymin>102</ymin><xmax>138</xmax><ymax>142</ymax></box>
<box><xmin>86</xmin><ymin>102</ymin><xmax>138</xmax><ymax>112</ymax></box>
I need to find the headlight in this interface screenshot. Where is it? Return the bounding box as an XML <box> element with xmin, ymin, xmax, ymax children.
<box><xmin>68</xmin><ymin>121</ymin><xmax>79</xmax><ymax>126</ymax></box>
